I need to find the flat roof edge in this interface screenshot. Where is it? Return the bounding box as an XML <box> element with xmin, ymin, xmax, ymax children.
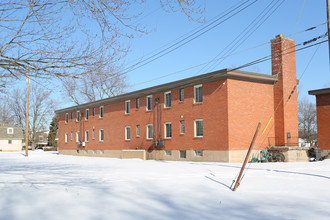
<box><xmin>308</xmin><ymin>88</ymin><xmax>330</xmax><ymax>96</ymax></box>
<box><xmin>55</xmin><ymin>69</ymin><xmax>277</xmax><ymax>114</ymax></box>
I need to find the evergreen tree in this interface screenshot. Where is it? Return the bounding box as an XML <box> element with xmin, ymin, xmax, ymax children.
<box><xmin>48</xmin><ymin>116</ymin><xmax>58</xmax><ymax>146</ymax></box>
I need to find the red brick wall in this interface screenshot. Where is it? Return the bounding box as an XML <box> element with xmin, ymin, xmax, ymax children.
<box><xmin>227</xmin><ymin>79</ymin><xmax>275</xmax><ymax>150</ymax></box>
<box><xmin>316</xmin><ymin>94</ymin><xmax>330</xmax><ymax>150</ymax></box>
<box><xmin>58</xmin><ymin>80</ymin><xmax>230</xmax><ymax>152</ymax></box>
<box><xmin>271</xmin><ymin>35</ymin><xmax>298</xmax><ymax>146</ymax></box>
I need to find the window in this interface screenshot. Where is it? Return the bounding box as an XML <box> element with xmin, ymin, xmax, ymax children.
<box><xmin>86</xmin><ymin>109</ymin><xmax>89</xmax><ymax>120</ymax></box>
<box><xmin>165</xmin><ymin>122</ymin><xmax>172</xmax><ymax>138</ymax></box>
<box><xmin>93</xmin><ymin>130</ymin><xmax>95</xmax><ymax>139</ymax></box>
<box><xmin>166</xmin><ymin>150</ymin><xmax>172</xmax><ymax>156</ymax></box>
<box><xmin>164</xmin><ymin>91</ymin><xmax>171</xmax><ymax>108</ymax></box>
<box><xmin>180</xmin><ymin>88</ymin><xmax>184</xmax><ymax>102</ymax></box>
<box><xmin>99</xmin><ymin>129</ymin><xmax>104</xmax><ymax>141</ymax></box>
<box><xmin>93</xmin><ymin>107</ymin><xmax>95</xmax><ymax>116</ymax></box>
<box><xmin>125</xmin><ymin>126</ymin><xmax>131</xmax><ymax>140</ymax></box>
<box><xmin>195</xmin><ymin>150</ymin><xmax>203</xmax><ymax>157</ymax></box>
<box><xmin>71</xmin><ymin>112</ymin><xmax>73</xmax><ymax>120</ymax></box>
<box><xmin>194</xmin><ymin>84</ymin><xmax>203</xmax><ymax>103</ymax></box>
<box><xmin>85</xmin><ymin>130</ymin><xmax>89</xmax><ymax>142</ymax></box>
<box><xmin>136</xmin><ymin>125</ymin><xmax>140</xmax><ymax>137</ymax></box>
<box><xmin>39</xmin><ymin>136</ymin><xmax>43</xmax><ymax>141</ymax></box>
<box><xmin>195</xmin><ymin>119</ymin><xmax>203</xmax><ymax>137</ymax></box>
<box><xmin>76</xmin><ymin>111</ymin><xmax>80</xmax><ymax>122</ymax></box>
<box><xmin>100</xmin><ymin>106</ymin><xmax>104</xmax><ymax>118</ymax></box>
<box><xmin>180</xmin><ymin>150</ymin><xmax>186</xmax><ymax>158</ymax></box>
<box><xmin>146</xmin><ymin>95</ymin><xmax>152</xmax><ymax>111</ymax></box>
<box><xmin>8</xmin><ymin>140</ymin><xmax>12</xmax><ymax>144</ymax></box>
<box><xmin>180</xmin><ymin>120</ymin><xmax>185</xmax><ymax>134</ymax></box>
<box><xmin>76</xmin><ymin>131</ymin><xmax>80</xmax><ymax>142</ymax></box>
<box><xmin>125</xmin><ymin>100</ymin><xmax>131</xmax><ymax>114</ymax></box>
<box><xmin>65</xmin><ymin>113</ymin><xmax>68</xmax><ymax>123</ymax></box>
<box><xmin>71</xmin><ymin>132</ymin><xmax>73</xmax><ymax>141</ymax></box>
<box><xmin>136</xmin><ymin>98</ymin><xmax>140</xmax><ymax>109</ymax></box>
<box><xmin>7</xmin><ymin>128</ymin><xmax>13</xmax><ymax>134</ymax></box>
<box><xmin>147</xmin><ymin>124</ymin><xmax>153</xmax><ymax>139</ymax></box>
<box><xmin>65</xmin><ymin>133</ymin><xmax>68</xmax><ymax>143</ymax></box>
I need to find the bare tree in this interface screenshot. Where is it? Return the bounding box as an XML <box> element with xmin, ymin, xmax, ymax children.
<box><xmin>0</xmin><ymin>0</ymin><xmax>204</xmax><ymax>89</ymax></box>
<box><xmin>0</xmin><ymin>95</ymin><xmax>15</xmax><ymax>124</ymax></box>
<box><xmin>298</xmin><ymin>98</ymin><xmax>317</xmax><ymax>145</ymax></box>
<box><xmin>6</xmin><ymin>84</ymin><xmax>56</xmax><ymax>150</ymax></box>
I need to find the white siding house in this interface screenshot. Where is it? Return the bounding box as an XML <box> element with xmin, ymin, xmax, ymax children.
<box><xmin>0</xmin><ymin>122</ymin><xmax>24</xmax><ymax>151</ymax></box>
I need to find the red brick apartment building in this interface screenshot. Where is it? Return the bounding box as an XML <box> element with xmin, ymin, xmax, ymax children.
<box><xmin>55</xmin><ymin>35</ymin><xmax>299</xmax><ymax>162</ymax></box>
<box><xmin>309</xmin><ymin>88</ymin><xmax>330</xmax><ymax>152</ymax></box>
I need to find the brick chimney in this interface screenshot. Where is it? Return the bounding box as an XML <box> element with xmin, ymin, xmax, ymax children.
<box><xmin>271</xmin><ymin>34</ymin><xmax>298</xmax><ymax>146</ymax></box>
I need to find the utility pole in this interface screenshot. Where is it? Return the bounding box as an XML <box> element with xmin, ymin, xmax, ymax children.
<box><xmin>25</xmin><ymin>69</ymin><xmax>30</xmax><ymax>157</ymax></box>
<box><xmin>327</xmin><ymin>0</ymin><xmax>330</xmax><ymax>64</ymax></box>
<box><xmin>232</xmin><ymin>122</ymin><xmax>261</xmax><ymax>191</ymax></box>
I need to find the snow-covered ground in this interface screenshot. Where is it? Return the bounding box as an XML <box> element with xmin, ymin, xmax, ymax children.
<box><xmin>0</xmin><ymin>151</ymin><xmax>329</xmax><ymax>220</ymax></box>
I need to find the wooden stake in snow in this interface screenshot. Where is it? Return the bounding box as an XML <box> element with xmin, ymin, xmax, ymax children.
<box><xmin>232</xmin><ymin>122</ymin><xmax>261</xmax><ymax>191</ymax></box>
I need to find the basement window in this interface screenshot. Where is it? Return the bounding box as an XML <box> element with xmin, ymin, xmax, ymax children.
<box><xmin>8</xmin><ymin>140</ymin><xmax>12</xmax><ymax>144</ymax></box>
<box><xmin>166</xmin><ymin>150</ymin><xmax>172</xmax><ymax>156</ymax></box>
<box><xmin>180</xmin><ymin>150</ymin><xmax>186</xmax><ymax>158</ymax></box>
<box><xmin>195</xmin><ymin>150</ymin><xmax>203</xmax><ymax>157</ymax></box>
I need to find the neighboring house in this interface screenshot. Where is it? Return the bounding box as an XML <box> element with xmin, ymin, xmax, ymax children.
<box><xmin>55</xmin><ymin>35</ymin><xmax>299</xmax><ymax>162</ymax></box>
<box><xmin>298</xmin><ymin>138</ymin><xmax>311</xmax><ymax>148</ymax></box>
<box><xmin>0</xmin><ymin>122</ymin><xmax>24</xmax><ymax>151</ymax></box>
<box><xmin>308</xmin><ymin>88</ymin><xmax>330</xmax><ymax>153</ymax></box>
<box><xmin>35</xmin><ymin>130</ymin><xmax>49</xmax><ymax>148</ymax></box>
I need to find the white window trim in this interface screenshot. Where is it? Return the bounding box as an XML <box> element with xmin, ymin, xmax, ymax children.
<box><xmin>7</xmin><ymin>128</ymin><xmax>13</xmax><ymax>134</ymax></box>
<box><xmin>147</xmin><ymin>124</ymin><xmax>153</xmax><ymax>140</ymax></box>
<box><xmin>125</xmin><ymin>126</ymin><xmax>131</xmax><ymax>140</ymax></box>
<box><xmin>99</xmin><ymin>129</ymin><xmax>104</xmax><ymax>142</ymax></box>
<box><xmin>180</xmin><ymin>120</ymin><xmax>185</xmax><ymax>134</ymax></box>
<box><xmin>164</xmin><ymin>91</ymin><xmax>171</xmax><ymax>108</ymax></box>
<box><xmin>194</xmin><ymin>119</ymin><xmax>203</xmax><ymax>137</ymax></box>
<box><xmin>65</xmin><ymin>132</ymin><xmax>68</xmax><ymax>143</ymax></box>
<box><xmin>76</xmin><ymin>111</ymin><xmax>80</xmax><ymax>122</ymax></box>
<box><xmin>76</xmin><ymin>131</ymin><xmax>80</xmax><ymax>143</ymax></box>
<box><xmin>136</xmin><ymin>98</ymin><xmax>140</xmax><ymax>109</ymax></box>
<box><xmin>65</xmin><ymin>113</ymin><xmax>68</xmax><ymax>124</ymax></box>
<box><xmin>100</xmin><ymin>106</ymin><xmax>104</xmax><ymax>118</ymax></box>
<box><xmin>146</xmin><ymin>95</ymin><xmax>152</xmax><ymax>111</ymax></box>
<box><xmin>194</xmin><ymin>84</ymin><xmax>202</xmax><ymax>103</ymax></box>
<box><xmin>164</xmin><ymin>122</ymin><xmax>172</xmax><ymax>139</ymax></box>
<box><xmin>85</xmin><ymin>130</ymin><xmax>89</xmax><ymax>142</ymax></box>
<box><xmin>180</xmin><ymin>88</ymin><xmax>184</xmax><ymax>102</ymax></box>
<box><xmin>136</xmin><ymin>125</ymin><xmax>140</xmax><ymax>137</ymax></box>
<box><xmin>125</xmin><ymin>100</ymin><xmax>131</xmax><ymax>114</ymax></box>
<box><xmin>85</xmin><ymin>109</ymin><xmax>89</xmax><ymax>121</ymax></box>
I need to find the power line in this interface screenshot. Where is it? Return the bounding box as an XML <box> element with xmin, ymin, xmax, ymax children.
<box><xmin>131</xmin><ymin>34</ymin><xmax>327</xmax><ymax>88</ymax></box>
<box><xmin>123</xmin><ymin>0</ymin><xmax>259</xmax><ymax>73</ymax></box>
<box><xmin>197</xmin><ymin>0</ymin><xmax>285</xmax><ymax>75</ymax></box>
